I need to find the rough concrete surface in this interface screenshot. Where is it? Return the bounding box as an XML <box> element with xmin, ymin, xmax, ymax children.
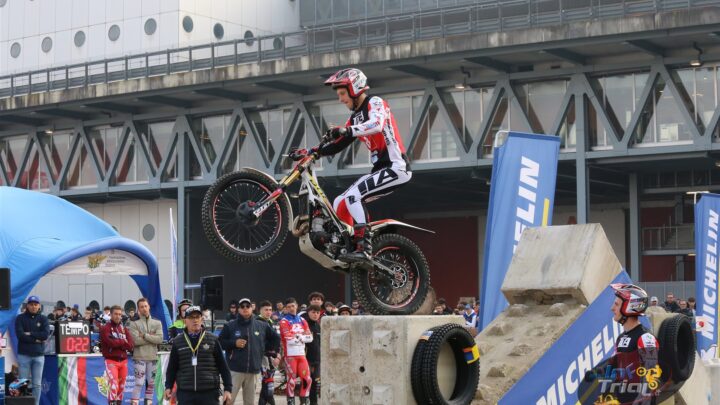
<box><xmin>321</xmin><ymin>315</ymin><xmax>464</xmax><ymax>405</ymax></box>
<box><xmin>471</xmin><ymin>303</ymin><xmax>585</xmax><ymax>404</ymax></box>
<box><xmin>502</xmin><ymin>224</ymin><xmax>622</xmax><ymax>306</ymax></box>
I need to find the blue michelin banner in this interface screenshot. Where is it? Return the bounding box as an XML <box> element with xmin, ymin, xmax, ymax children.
<box><xmin>500</xmin><ymin>271</ymin><xmax>651</xmax><ymax>404</ymax></box>
<box><xmin>479</xmin><ymin>132</ymin><xmax>560</xmax><ymax>329</ymax></box>
<box><xmin>695</xmin><ymin>193</ymin><xmax>720</xmax><ymax>360</ymax></box>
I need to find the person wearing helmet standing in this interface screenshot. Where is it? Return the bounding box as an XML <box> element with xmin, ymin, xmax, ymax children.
<box><xmin>169</xmin><ymin>299</ymin><xmax>193</xmax><ymax>339</ymax></box>
<box><xmin>605</xmin><ymin>284</ymin><xmax>661</xmax><ymax>405</ymax></box>
<box><xmin>298</xmin><ymin>68</ymin><xmax>412</xmax><ymax>262</ymax></box>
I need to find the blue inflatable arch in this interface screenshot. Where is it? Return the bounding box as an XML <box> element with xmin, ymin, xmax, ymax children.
<box><xmin>0</xmin><ymin>187</ymin><xmax>171</xmax><ymax>338</ymax></box>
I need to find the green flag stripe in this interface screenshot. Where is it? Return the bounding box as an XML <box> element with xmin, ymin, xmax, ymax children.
<box><xmin>58</xmin><ymin>357</ymin><xmax>68</xmax><ymax>404</ymax></box>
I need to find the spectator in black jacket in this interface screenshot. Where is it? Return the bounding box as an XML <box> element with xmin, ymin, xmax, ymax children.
<box><xmin>15</xmin><ymin>295</ymin><xmax>50</xmax><ymax>405</ymax></box>
<box><xmin>302</xmin><ymin>305</ymin><xmax>322</xmax><ymax>405</ymax></box>
<box><xmin>663</xmin><ymin>292</ymin><xmax>680</xmax><ymax>313</ymax></box>
<box><xmin>219</xmin><ymin>297</ymin><xmax>280</xmax><ymax>405</ymax></box>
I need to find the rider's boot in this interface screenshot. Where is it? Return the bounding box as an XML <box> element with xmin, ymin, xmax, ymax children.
<box><xmin>340</xmin><ymin>224</ymin><xmax>372</xmax><ymax>263</ymax></box>
<box><xmin>286</xmin><ymin>397</ymin><xmax>296</xmax><ymax>405</ymax></box>
<box><xmin>300</xmin><ymin>397</ymin><xmax>309</xmax><ymax>405</ymax></box>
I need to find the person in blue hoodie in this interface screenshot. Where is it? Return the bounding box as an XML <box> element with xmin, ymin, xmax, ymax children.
<box><xmin>219</xmin><ymin>297</ymin><xmax>280</xmax><ymax>405</ymax></box>
<box><xmin>15</xmin><ymin>295</ymin><xmax>50</xmax><ymax>405</ymax></box>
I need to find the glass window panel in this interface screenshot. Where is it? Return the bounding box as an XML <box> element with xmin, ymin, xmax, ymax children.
<box><xmin>385</xmin><ymin>95</ymin><xmax>413</xmax><ymax>150</ymax></box>
<box><xmin>193</xmin><ymin>115</ymin><xmax>232</xmax><ymax>165</ymax></box>
<box><xmin>441</xmin><ymin>91</ymin><xmax>469</xmax><ymax>149</ymax></box>
<box><xmin>29</xmin><ymin>140</ymin><xmax>51</xmax><ymax>190</ymax></box>
<box><xmin>281</xmin><ymin>118</ymin><xmax>308</xmax><ymax>172</ymax></box>
<box><xmin>673</xmin><ymin>69</ymin><xmax>701</xmax><ymax>133</ymax></box>
<box><xmin>482</xmin><ymin>93</ymin><xmax>532</xmax><ymax>156</ymax></box>
<box><xmin>587</xmin><ymin>95</ymin><xmax>609</xmax><ymax>148</ymax></box>
<box><xmin>350</xmin><ymin>0</ymin><xmax>366</xmax><ymax>19</ymax></box>
<box><xmin>696</xmin><ymin>67</ymin><xmax>716</xmax><ymax>127</ymax></box>
<box><xmin>526</xmin><ymin>80</ymin><xmax>568</xmax><ymax>134</ymax></box>
<box><xmin>67</xmin><ymin>138</ymin><xmax>97</xmax><ymax>188</ymax></box>
<box><xmin>46</xmin><ymin>130</ymin><xmax>72</xmax><ymax>181</ymax></box>
<box><xmin>23</xmin><ymin>143</ymin><xmax>38</xmax><ymax>190</ymax></box>
<box><xmin>333</xmin><ymin>0</ymin><xmax>350</xmax><ymax>21</ymax></box>
<box><xmin>601</xmin><ymin>74</ymin><xmax>640</xmax><ymax>131</ymax></box>
<box><xmin>635</xmin><ymin>75</ymin><xmax>692</xmax><ymax>144</ymax></box>
<box><xmin>144</xmin><ymin>121</ymin><xmax>175</xmax><ymax>168</ymax></box>
<box><xmin>412</xmin><ymin>100</ymin><xmax>459</xmax><ymax>161</ymax></box>
<box><xmin>0</xmin><ymin>134</ymin><xmax>28</xmax><ymax>184</ymax></box>
<box><xmin>558</xmin><ymin>96</ymin><xmax>576</xmax><ymax>149</ymax></box>
<box><xmin>464</xmin><ymin>88</ymin><xmax>488</xmax><ymax>143</ymax></box>
<box><xmin>367</xmin><ymin>0</ymin><xmax>383</xmax><ymax>17</ymax></box>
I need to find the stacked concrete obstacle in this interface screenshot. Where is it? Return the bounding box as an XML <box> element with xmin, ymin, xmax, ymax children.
<box><xmin>320</xmin><ymin>315</ymin><xmax>464</xmax><ymax>405</ymax></box>
<box><xmin>474</xmin><ymin>224</ymin><xmax>622</xmax><ymax>403</ymax></box>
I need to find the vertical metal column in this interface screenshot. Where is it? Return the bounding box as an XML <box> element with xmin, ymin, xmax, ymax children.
<box><xmin>177</xmin><ymin>125</ymin><xmax>188</xmax><ymax>297</ymax></box>
<box><xmin>629</xmin><ymin>172</ymin><xmax>642</xmax><ymax>281</ymax></box>
<box><xmin>574</xmin><ymin>80</ymin><xmax>589</xmax><ymax>224</ymax></box>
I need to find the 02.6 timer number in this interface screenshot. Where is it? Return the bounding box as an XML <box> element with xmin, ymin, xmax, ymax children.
<box><xmin>62</xmin><ymin>337</ymin><xmax>89</xmax><ymax>353</ymax></box>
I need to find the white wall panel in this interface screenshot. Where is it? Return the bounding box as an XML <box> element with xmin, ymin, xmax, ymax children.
<box><xmin>8</xmin><ymin>3</ymin><xmax>24</xmax><ymax>41</ymax></box>
<box><xmin>87</xmin><ymin>24</ymin><xmax>105</xmax><ymax>59</ymax></box>
<box><xmin>125</xmin><ymin>0</ymin><xmax>142</xmax><ymax>20</ymax></box>
<box><xmin>123</xmin><ymin>17</ymin><xmax>142</xmax><ymax>55</ymax></box>
<box><xmin>105</xmin><ymin>0</ymin><xmax>123</xmax><ymax>23</ymax></box>
<box><xmin>142</xmin><ymin>0</ymin><xmax>161</xmax><ymax>16</ymax></box>
<box><xmin>71</xmin><ymin>0</ymin><xmax>89</xmax><ymax>28</ymax></box>
<box><xmin>159</xmin><ymin>12</ymin><xmax>179</xmax><ymax>48</ymax></box>
<box><xmin>55</xmin><ymin>0</ymin><xmax>73</xmax><ymax>32</ymax></box>
<box><xmin>23</xmin><ymin>0</ymin><xmax>40</xmax><ymax>38</ymax></box>
<box><xmin>38</xmin><ymin>0</ymin><xmax>57</xmax><ymax>35</ymax></box>
<box><xmin>88</xmin><ymin>0</ymin><xmax>106</xmax><ymax>26</ymax></box>
<box><xmin>160</xmin><ymin>0</ymin><xmax>179</xmax><ymax>13</ymax></box>
<box><xmin>54</xmin><ymin>30</ymin><xmax>72</xmax><ymax>65</ymax></box>
<box><xmin>141</xmin><ymin>14</ymin><xmax>161</xmax><ymax>50</ymax></box>
<box><xmin>22</xmin><ymin>36</ymin><xmax>39</xmax><ymax>71</ymax></box>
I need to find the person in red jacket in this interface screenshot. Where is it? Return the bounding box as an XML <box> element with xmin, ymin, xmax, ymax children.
<box><xmin>100</xmin><ymin>305</ymin><xmax>134</xmax><ymax>405</ymax></box>
<box><xmin>279</xmin><ymin>298</ymin><xmax>313</xmax><ymax>405</ymax></box>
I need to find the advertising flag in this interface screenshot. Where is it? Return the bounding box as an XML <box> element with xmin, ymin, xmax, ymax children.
<box><xmin>695</xmin><ymin>193</ymin><xmax>720</xmax><ymax>360</ymax></box>
<box><xmin>479</xmin><ymin>132</ymin><xmax>560</xmax><ymax>329</ymax></box>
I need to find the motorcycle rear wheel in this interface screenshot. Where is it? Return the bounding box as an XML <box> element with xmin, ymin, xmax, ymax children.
<box><xmin>201</xmin><ymin>170</ymin><xmax>290</xmax><ymax>263</ymax></box>
<box><xmin>351</xmin><ymin>233</ymin><xmax>430</xmax><ymax>315</ymax></box>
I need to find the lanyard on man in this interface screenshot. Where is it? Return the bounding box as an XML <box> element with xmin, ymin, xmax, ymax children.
<box><xmin>183</xmin><ymin>331</ymin><xmax>206</xmax><ymax>366</ymax></box>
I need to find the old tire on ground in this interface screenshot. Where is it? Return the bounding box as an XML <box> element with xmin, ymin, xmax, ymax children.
<box><xmin>351</xmin><ymin>233</ymin><xmax>430</xmax><ymax>315</ymax></box>
<box><xmin>657</xmin><ymin>314</ymin><xmax>695</xmax><ymax>382</ymax></box>
<box><xmin>201</xmin><ymin>170</ymin><xmax>290</xmax><ymax>263</ymax></box>
<box><xmin>410</xmin><ymin>323</ymin><xmax>480</xmax><ymax>405</ymax></box>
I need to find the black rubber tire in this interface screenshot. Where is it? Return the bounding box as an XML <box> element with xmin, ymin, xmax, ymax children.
<box><xmin>411</xmin><ymin>333</ymin><xmax>431</xmax><ymax>405</ymax></box>
<box><xmin>351</xmin><ymin>233</ymin><xmax>430</xmax><ymax>315</ymax></box>
<box><xmin>201</xmin><ymin>170</ymin><xmax>290</xmax><ymax>263</ymax></box>
<box><xmin>657</xmin><ymin>314</ymin><xmax>695</xmax><ymax>382</ymax></box>
<box><xmin>418</xmin><ymin>323</ymin><xmax>480</xmax><ymax>405</ymax></box>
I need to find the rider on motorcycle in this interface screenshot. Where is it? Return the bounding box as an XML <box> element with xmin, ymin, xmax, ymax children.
<box><xmin>298</xmin><ymin>67</ymin><xmax>413</xmax><ymax>262</ymax></box>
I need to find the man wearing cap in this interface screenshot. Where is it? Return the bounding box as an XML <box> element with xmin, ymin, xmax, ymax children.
<box><xmin>15</xmin><ymin>295</ymin><xmax>50</xmax><ymax>405</ymax></box>
<box><xmin>165</xmin><ymin>305</ymin><xmax>232</xmax><ymax>404</ymax></box>
<box><xmin>219</xmin><ymin>297</ymin><xmax>280</xmax><ymax>405</ymax></box>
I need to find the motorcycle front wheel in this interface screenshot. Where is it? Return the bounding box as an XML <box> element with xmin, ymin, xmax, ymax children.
<box><xmin>351</xmin><ymin>233</ymin><xmax>431</xmax><ymax>315</ymax></box>
<box><xmin>201</xmin><ymin>170</ymin><xmax>290</xmax><ymax>263</ymax></box>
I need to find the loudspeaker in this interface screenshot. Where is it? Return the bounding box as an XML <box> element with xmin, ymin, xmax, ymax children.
<box><xmin>200</xmin><ymin>275</ymin><xmax>224</xmax><ymax>310</ymax></box>
<box><xmin>0</xmin><ymin>268</ymin><xmax>10</xmax><ymax>310</ymax></box>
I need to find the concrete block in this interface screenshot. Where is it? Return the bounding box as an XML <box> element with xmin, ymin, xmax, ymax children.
<box><xmin>674</xmin><ymin>355</ymin><xmax>710</xmax><ymax>405</ymax></box>
<box><xmin>321</xmin><ymin>315</ymin><xmax>464</xmax><ymax>405</ymax></box>
<box><xmin>486</xmin><ymin>321</ymin><xmax>512</xmax><ymax>336</ymax></box>
<box><xmin>507</xmin><ymin>304</ymin><xmax>529</xmax><ymax>317</ymax></box>
<box><xmin>326</xmin><ymin>384</ymin><xmax>350</xmax><ymax>405</ymax></box>
<box><xmin>544</xmin><ymin>302</ymin><xmax>569</xmax><ymax>317</ymax></box>
<box><xmin>502</xmin><ymin>224</ymin><xmax>622</xmax><ymax>305</ymax></box>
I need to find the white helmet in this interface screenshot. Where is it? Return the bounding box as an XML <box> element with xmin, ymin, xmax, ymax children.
<box><xmin>324</xmin><ymin>68</ymin><xmax>369</xmax><ymax>98</ymax></box>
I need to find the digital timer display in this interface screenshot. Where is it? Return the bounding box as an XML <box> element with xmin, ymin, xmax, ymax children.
<box><xmin>56</xmin><ymin>321</ymin><xmax>91</xmax><ymax>354</ymax></box>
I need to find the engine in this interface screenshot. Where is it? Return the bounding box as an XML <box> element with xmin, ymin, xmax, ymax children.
<box><xmin>309</xmin><ymin>206</ymin><xmax>342</xmax><ymax>253</ymax></box>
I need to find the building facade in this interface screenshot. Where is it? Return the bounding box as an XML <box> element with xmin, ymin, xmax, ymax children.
<box><xmin>2</xmin><ymin>0</ymin><xmax>718</xmax><ymax>308</ymax></box>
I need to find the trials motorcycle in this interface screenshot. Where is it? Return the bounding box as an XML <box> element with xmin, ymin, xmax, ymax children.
<box><xmin>201</xmin><ymin>134</ymin><xmax>432</xmax><ymax>315</ymax></box>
